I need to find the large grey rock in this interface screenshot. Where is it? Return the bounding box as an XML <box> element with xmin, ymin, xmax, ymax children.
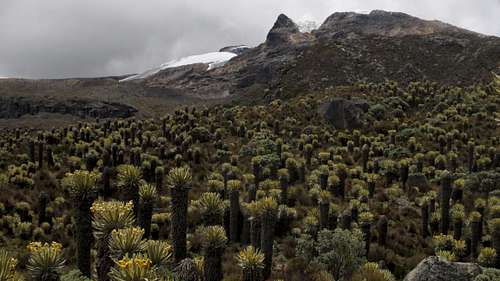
<box><xmin>321</xmin><ymin>98</ymin><xmax>370</xmax><ymax>129</ymax></box>
<box><xmin>406</xmin><ymin>173</ymin><xmax>430</xmax><ymax>190</ymax></box>
<box><xmin>404</xmin><ymin>256</ymin><xmax>482</xmax><ymax>281</ymax></box>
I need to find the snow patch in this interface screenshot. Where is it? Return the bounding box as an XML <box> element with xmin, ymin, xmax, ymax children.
<box><xmin>297</xmin><ymin>20</ymin><xmax>318</xmax><ymax>33</ymax></box>
<box><xmin>353</xmin><ymin>9</ymin><xmax>370</xmax><ymax>14</ymax></box>
<box><xmin>120</xmin><ymin>52</ymin><xmax>237</xmax><ymax>82</ymax></box>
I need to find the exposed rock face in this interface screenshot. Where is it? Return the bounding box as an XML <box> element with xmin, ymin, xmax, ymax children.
<box><xmin>140</xmin><ymin>10</ymin><xmax>500</xmax><ymax>100</ymax></box>
<box><xmin>1</xmin><ymin>10</ymin><xmax>500</xmax><ymax>113</ymax></box>
<box><xmin>0</xmin><ymin>97</ymin><xmax>137</xmax><ymax>119</ymax></box>
<box><xmin>219</xmin><ymin>45</ymin><xmax>251</xmax><ymax>55</ymax></box>
<box><xmin>265</xmin><ymin>14</ymin><xmax>301</xmax><ymax>46</ymax></box>
<box><xmin>403</xmin><ymin>256</ymin><xmax>482</xmax><ymax>281</ymax></box>
<box><xmin>316</xmin><ymin>10</ymin><xmax>468</xmax><ymax>38</ymax></box>
<box><xmin>321</xmin><ymin>98</ymin><xmax>370</xmax><ymax>129</ymax></box>
<box><xmin>406</xmin><ymin>173</ymin><xmax>430</xmax><ymax>190</ymax></box>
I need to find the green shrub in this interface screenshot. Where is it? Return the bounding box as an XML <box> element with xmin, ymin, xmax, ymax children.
<box><xmin>297</xmin><ymin>228</ymin><xmax>365</xmax><ymax>280</ymax></box>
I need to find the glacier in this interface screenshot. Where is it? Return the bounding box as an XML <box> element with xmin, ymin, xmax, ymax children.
<box><xmin>120</xmin><ymin>51</ymin><xmax>237</xmax><ymax>82</ymax></box>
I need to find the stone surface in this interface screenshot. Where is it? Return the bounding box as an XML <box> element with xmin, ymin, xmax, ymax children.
<box><xmin>321</xmin><ymin>98</ymin><xmax>369</xmax><ymax>129</ymax></box>
<box><xmin>406</xmin><ymin>173</ymin><xmax>430</xmax><ymax>190</ymax></box>
<box><xmin>265</xmin><ymin>14</ymin><xmax>301</xmax><ymax>46</ymax></box>
<box><xmin>403</xmin><ymin>256</ymin><xmax>482</xmax><ymax>281</ymax></box>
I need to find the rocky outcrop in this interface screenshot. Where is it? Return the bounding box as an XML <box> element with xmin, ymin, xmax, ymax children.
<box><xmin>0</xmin><ymin>97</ymin><xmax>137</xmax><ymax>119</ymax></box>
<box><xmin>2</xmin><ymin>10</ymin><xmax>500</xmax><ymax>107</ymax></box>
<box><xmin>219</xmin><ymin>45</ymin><xmax>251</xmax><ymax>55</ymax></box>
<box><xmin>320</xmin><ymin>98</ymin><xmax>370</xmax><ymax>129</ymax></box>
<box><xmin>265</xmin><ymin>14</ymin><xmax>301</xmax><ymax>46</ymax></box>
<box><xmin>316</xmin><ymin>10</ymin><xmax>469</xmax><ymax>38</ymax></box>
<box><xmin>139</xmin><ymin>10</ymin><xmax>500</xmax><ymax>100</ymax></box>
<box><xmin>403</xmin><ymin>256</ymin><xmax>482</xmax><ymax>281</ymax></box>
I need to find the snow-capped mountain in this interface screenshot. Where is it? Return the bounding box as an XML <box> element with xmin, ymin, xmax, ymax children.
<box><xmin>120</xmin><ymin>50</ymin><xmax>240</xmax><ymax>82</ymax></box>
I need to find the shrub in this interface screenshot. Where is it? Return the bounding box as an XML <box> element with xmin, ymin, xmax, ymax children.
<box><xmin>297</xmin><ymin>228</ymin><xmax>365</xmax><ymax>280</ymax></box>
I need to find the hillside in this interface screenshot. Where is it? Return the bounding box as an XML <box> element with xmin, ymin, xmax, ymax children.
<box><xmin>1</xmin><ymin>79</ymin><xmax>500</xmax><ymax>280</ymax></box>
<box><xmin>0</xmin><ymin>10</ymin><xmax>499</xmax><ymax>127</ymax></box>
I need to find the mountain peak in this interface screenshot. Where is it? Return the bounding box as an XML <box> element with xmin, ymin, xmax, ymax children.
<box><xmin>272</xmin><ymin>14</ymin><xmax>298</xmax><ymax>30</ymax></box>
<box><xmin>266</xmin><ymin>14</ymin><xmax>300</xmax><ymax>46</ymax></box>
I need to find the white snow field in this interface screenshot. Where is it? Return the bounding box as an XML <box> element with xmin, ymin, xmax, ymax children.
<box><xmin>120</xmin><ymin>51</ymin><xmax>237</xmax><ymax>82</ymax></box>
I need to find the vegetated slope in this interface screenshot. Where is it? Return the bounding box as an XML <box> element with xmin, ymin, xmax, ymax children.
<box><xmin>0</xmin><ymin>79</ymin><xmax>499</xmax><ymax>281</ymax></box>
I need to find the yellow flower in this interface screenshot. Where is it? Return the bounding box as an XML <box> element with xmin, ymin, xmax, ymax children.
<box><xmin>27</xmin><ymin>241</ymin><xmax>63</xmax><ymax>254</ymax></box>
<box><xmin>134</xmin><ymin>258</ymin><xmax>152</xmax><ymax>269</ymax></box>
<box><xmin>50</xmin><ymin>242</ymin><xmax>62</xmax><ymax>251</ymax></box>
<box><xmin>117</xmin><ymin>258</ymin><xmax>130</xmax><ymax>269</ymax></box>
<box><xmin>26</xmin><ymin>242</ymin><xmax>43</xmax><ymax>253</ymax></box>
<box><xmin>9</xmin><ymin>257</ymin><xmax>17</xmax><ymax>269</ymax></box>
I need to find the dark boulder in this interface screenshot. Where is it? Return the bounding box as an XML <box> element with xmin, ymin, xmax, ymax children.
<box><xmin>321</xmin><ymin>98</ymin><xmax>370</xmax><ymax>129</ymax></box>
<box><xmin>406</xmin><ymin>173</ymin><xmax>430</xmax><ymax>190</ymax></box>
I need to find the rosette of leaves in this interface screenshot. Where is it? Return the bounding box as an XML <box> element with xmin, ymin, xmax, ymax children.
<box><xmin>351</xmin><ymin>262</ymin><xmax>396</xmax><ymax>281</ymax></box>
<box><xmin>26</xmin><ymin>242</ymin><xmax>65</xmax><ymax>281</ymax></box>
<box><xmin>62</xmin><ymin>170</ymin><xmax>100</xmax><ymax>277</ymax></box>
<box><xmin>109</xmin><ymin>227</ymin><xmax>147</xmax><ymax>260</ymax></box>
<box><xmin>193</xmin><ymin>192</ymin><xmax>226</xmax><ymax>226</ymax></box>
<box><xmin>166</xmin><ymin>166</ymin><xmax>192</xmax><ymax>263</ymax></box>
<box><xmin>91</xmin><ymin>201</ymin><xmax>136</xmax><ymax>241</ymax></box>
<box><xmin>478</xmin><ymin>247</ymin><xmax>497</xmax><ymax>267</ymax></box>
<box><xmin>138</xmin><ymin>183</ymin><xmax>157</xmax><ymax>238</ymax></box>
<box><xmin>109</xmin><ymin>255</ymin><xmax>158</xmax><ymax>281</ymax></box>
<box><xmin>433</xmin><ymin>234</ymin><xmax>454</xmax><ymax>252</ymax></box>
<box><xmin>116</xmin><ymin>165</ymin><xmax>143</xmax><ymax>218</ymax></box>
<box><xmin>144</xmin><ymin>240</ymin><xmax>172</xmax><ymax>269</ymax></box>
<box><xmin>236</xmin><ymin>246</ymin><xmax>265</xmax><ymax>281</ymax></box>
<box><xmin>201</xmin><ymin>226</ymin><xmax>227</xmax><ymax>281</ymax></box>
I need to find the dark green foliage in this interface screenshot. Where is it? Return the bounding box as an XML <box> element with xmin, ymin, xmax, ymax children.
<box><xmin>296</xmin><ymin>228</ymin><xmax>365</xmax><ymax>280</ymax></box>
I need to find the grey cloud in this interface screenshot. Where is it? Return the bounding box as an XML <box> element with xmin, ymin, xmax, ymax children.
<box><xmin>0</xmin><ymin>0</ymin><xmax>499</xmax><ymax>78</ymax></box>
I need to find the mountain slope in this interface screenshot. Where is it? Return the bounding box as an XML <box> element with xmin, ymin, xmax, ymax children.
<box><xmin>137</xmin><ymin>10</ymin><xmax>500</xmax><ymax>100</ymax></box>
<box><xmin>0</xmin><ymin>10</ymin><xmax>499</xmax><ymax>125</ymax></box>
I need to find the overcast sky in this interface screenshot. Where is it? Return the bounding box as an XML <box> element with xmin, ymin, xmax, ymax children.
<box><xmin>1</xmin><ymin>0</ymin><xmax>499</xmax><ymax>79</ymax></box>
